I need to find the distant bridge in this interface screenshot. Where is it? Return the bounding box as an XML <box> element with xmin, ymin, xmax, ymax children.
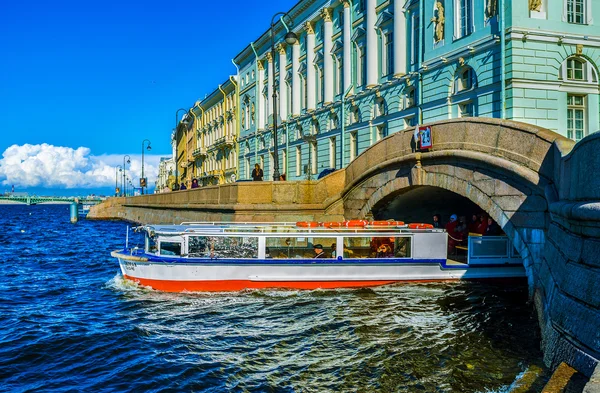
<box><xmin>0</xmin><ymin>195</ymin><xmax>104</xmax><ymax>206</ymax></box>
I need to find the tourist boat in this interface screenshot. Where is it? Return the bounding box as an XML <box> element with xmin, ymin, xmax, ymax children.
<box><xmin>111</xmin><ymin>221</ymin><xmax>525</xmax><ymax>292</ymax></box>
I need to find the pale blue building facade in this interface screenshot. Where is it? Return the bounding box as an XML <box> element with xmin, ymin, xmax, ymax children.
<box><xmin>231</xmin><ymin>0</ymin><xmax>600</xmax><ymax>181</ymax></box>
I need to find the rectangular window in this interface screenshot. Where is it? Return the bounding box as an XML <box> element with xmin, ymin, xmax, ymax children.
<box><xmin>159</xmin><ymin>241</ymin><xmax>182</xmax><ymax>256</ymax></box>
<box><xmin>310</xmin><ymin>141</ymin><xmax>318</xmax><ymax>174</ymax></box>
<box><xmin>350</xmin><ymin>132</ymin><xmax>358</xmax><ymax>161</ymax></box>
<box><xmin>338</xmin><ymin>10</ymin><xmax>344</xmax><ymax>27</ymax></box>
<box><xmin>457</xmin><ymin>0</ymin><xmax>473</xmax><ymax>38</ymax></box>
<box><xmin>567</xmin><ymin>94</ymin><xmax>586</xmax><ymax>141</ymax></box>
<box><xmin>385</xmin><ymin>32</ymin><xmax>394</xmax><ymax>76</ymax></box>
<box><xmin>360</xmin><ymin>47</ymin><xmax>367</xmax><ymax>86</ymax></box>
<box><xmin>282</xmin><ymin>149</ymin><xmax>287</xmax><ymax>175</ymax></box>
<box><xmin>329</xmin><ymin>137</ymin><xmax>337</xmax><ymax>168</ymax></box>
<box><xmin>376</xmin><ymin>125</ymin><xmax>386</xmax><ymax>141</ymax></box>
<box><xmin>319</xmin><ymin>67</ymin><xmax>325</xmax><ymax>103</ymax></box>
<box><xmin>342</xmin><ymin>236</ymin><xmax>412</xmax><ymax>258</ymax></box>
<box><xmin>459</xmin><ymin>102</ymin><xmax>473</xmax><ymax>117</ymax></box>
<box><xmin>260</xmin><ymin>155</ymin><xmax>265</xmax><ymax>174</ymax></box>
<box><xmin>337</xmin><ymin>58</ymin><xmax>343</xmax><ymax>95</ymax></box>
<box><xmin>266</xmin><ymin>237</ymin><xmax>337</xmax><ymax>259</ymax></box>
<box><xmin>296</xmin><ymin>146</ymin><xmax>302</xmax><ymax>176</ymax></box>
<box><xmin>567</xmin><ymin>0</ymin><xmax>586</xmax><ymax>24</ymax></box>
<box><xmin>246</xmin><ymin>157</ymin><xmax>251</xmax><ymax>179</ymax></box>
<box><xmin>189</xmin><ymin>236</ymin><xmax>258</xmax><ymax>258</ymax></box>
<box><xmin>411</xmin><ymin>13</ymin><xmax>420</xmax><ymax>65</ymax></box>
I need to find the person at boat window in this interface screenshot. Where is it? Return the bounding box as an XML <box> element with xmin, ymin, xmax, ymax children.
<box><xmin>265</xmin><ymin>247</ymin><xmax>272</xmax><ymax>258</ymax></box>
<box><xmin>485</xmin><ymin>217</ymin><xmax>501</xmax><ymax>236</ymax></box>
<box><xmin>313</xmin><ymin>244</ymin><xmax>327</xmax><ymax>258</ymax></box>
<box><xmin>191</xmin><ymin>178</ymin><xmax>199</xmax><ymax>189</ymax></box>
<box><xmin>179</xmin><ymin>182</ymin><xmax>187</xmax><ymax>191</ymax></box>
<box><xmin>468</xmin><ymin>214</ymin><xmax>479</xmax><ymax>233</ymax></box>
<box><xmin>377</xmin><ymin>244</ymin><xmax>393</xmax><ymax>258</ymax></box>
<box><xmin>476</xmin><ymin>214</ymin><xmax>488</xmax><ymax>235</ymax></box>
<box><xmin>330</xmin><ymin>243</ymin><xmax>336</xmax><ymax>258</ymax></box>
<box><xmin>252</xmin><ymin>164</ymin><xmax>264</xmax><ymax>181</ymax></box>
<box><xmin>432</xmin><ymin>214</ymin><xmax>442</xmax><ymax>228</ymax></box>
<box><xmin>446</xmin><ymin>214</ymin><xmax>460</xmax><ymax>253</ymax></box>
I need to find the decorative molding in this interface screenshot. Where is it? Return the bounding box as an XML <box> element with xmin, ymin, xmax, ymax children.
<box><xmin>277</xmin><ymin>43</ymin><xmax>286</xmax><ymax>55</ymax></box>
<box><xmin>265</xmin><ymin>52</ymin><xmax>273</xmax><ymax>63</ymax></box>
<box><xmin>320</xmin><ymin>8</ymin><xmax>332</xmax><ymax>22</ymax></box>
<box><xmin>305</xmin><ymin>21</ymin><xmax>315</xmax><ymax>35</ymax></box>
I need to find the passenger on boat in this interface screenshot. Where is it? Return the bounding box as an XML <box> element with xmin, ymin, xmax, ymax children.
<box><xmin>313</xmin><ymin>244</ymin><xmax>327</xmax><ymax>258</ymax></box>
<box><xmin>180</xmin><ymin>182</ymin><xmax>187</xmax><ymax>191</ymax></box>
<box><xmin>191</xmin><ymin>178</ymin><xmax>199</xmax><ymax>189</ymax></box>
<box><xmin>485</xmin><ymin>217</ymin><xmax>501</xmax><ymax>236</ymax></box>
<box><xmin>476</xmin><ymin>214</ymin><xmax>488</xmax><ymax>235</ymax></box>
<box><xmin>432</xmin><ymin>214</ymin><xmax>442</xmax><ymax>228</ymax></box>
<box><xmin>468</xmin><ymin>214</ymin><xmax>479</xmax><ymax>233</ymax></box>
<box><xmin>330</xmin><ymin>243</ymin><xmax>336</xmax><ymax>257</ymax></box>
<box><xmin>446</xmin><ymin>214</ymin><xmax>459</xmax><ymax>253</ymax></box>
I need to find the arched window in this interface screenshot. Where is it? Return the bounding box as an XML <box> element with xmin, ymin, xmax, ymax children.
<box><xmin>454</xmin><ymin>66</ymin><xmax>476</xmax><ymax>93</ymax></box>
<box><xmin>374</xmin><ymin>97</ymin><xmax>387</xmax><ymax>117</ymax></box>
<box><xmin>405</xmin><ymin>88</ymin><xmax>416</xmax><ymax>108</ymax></box>
<box><xmin>330</xmin><ymin>113</ymin><xmax>340</xmax><ymax>129</ymax></box>
<box><xmin>567</xmin><ymin>58</ymin><xmax>585</xmax><ymax>80</ymax></box>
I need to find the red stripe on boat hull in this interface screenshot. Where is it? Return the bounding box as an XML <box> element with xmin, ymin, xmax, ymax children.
<box><xmin>122</xmin><ymin>275</ymin><xmax>441</xmax><ymax>292</ymax></box>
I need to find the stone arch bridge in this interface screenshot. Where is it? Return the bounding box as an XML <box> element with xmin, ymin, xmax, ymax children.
<box><xmin>91</xmin><ymin>118</ymin><xmax>599</xmax><ymax>376</ymax></box>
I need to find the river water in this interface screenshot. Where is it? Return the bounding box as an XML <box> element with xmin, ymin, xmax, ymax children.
<box><xmin>0</xmin><ymin>204</ymin><xmax>549</xmax><ymax>392</ymax></box>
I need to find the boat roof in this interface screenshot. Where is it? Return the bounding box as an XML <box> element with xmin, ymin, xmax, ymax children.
<box><xmin>143</xmin><ymin>222</ymin><xmax>444</xmax><ymax>236</ymax></box>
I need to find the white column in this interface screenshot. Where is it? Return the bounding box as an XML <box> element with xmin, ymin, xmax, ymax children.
<box><xmin>257</xmin><ymin>61</ymin><xmax>265</xmax><ymax>130</ymax></box>
<box><xmin>394</xmin><ymin>0</ymin><xmax>407</xmax><ymax>77</ymax></box>
<box><xmin>278</xmin><ymin>44</ymin><xmax>288</xmax><ymax>121</ymax></box>
<box><xmin>292</xmin><ymin>43</ymin><xmax>301</xmax><ymax>116</ymax></box>
<box><xmin>306</xmin><ymin>22</ymin><xmax>316</xmax><ymax>111</ymax></box>
<box><xmin>366</xmin><ymin>0</ymin><xmax>378</xmax><ymax>87</ymax></box>
<box><xmin>322</xmin><ymin>8</ymin><xmax>334</xmax><ymax>104</ymax></box>
<box><xmin>267</xmin><ymin>52</ymin><xmax>274</xmax><ymax>119</ymax></box>
<box><xmin>343</xmin><ymin>1</ymin><xmax>352</xmax><ymax>93</ymax></box>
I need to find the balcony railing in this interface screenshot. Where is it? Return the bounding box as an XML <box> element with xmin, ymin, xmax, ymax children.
<box><xmin>215</xmin><ymin>135</ymin><xmax>235</xmax><ymax>149</ymax></box>
<box><xmin>192</xmin><ymin>147</ymin><xmax>207</xmax><ymax>158</ymax></box>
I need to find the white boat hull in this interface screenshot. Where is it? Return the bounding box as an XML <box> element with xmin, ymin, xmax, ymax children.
<box><xmin>113</xmin><ymin>252</ymin><xmax>526</xmax><ymax>292</ymax></box>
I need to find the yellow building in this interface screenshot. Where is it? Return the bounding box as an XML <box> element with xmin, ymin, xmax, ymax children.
<box><xmin>191</xmin><ymin>78</ymin><xmax>239</xmax><ymax>186</ymax></box>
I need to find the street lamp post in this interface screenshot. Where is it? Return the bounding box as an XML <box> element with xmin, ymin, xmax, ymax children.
<box><xmin>174</xmin><ymin>108</ymin><xmax>190</xmax><ymax>190</ymax></box>
<box><xmin>123</xmin><ymin>155</ymin><xmax>131</xmax><ymax>197</ymax></box>
<box><xmin>141</xmin><ymin>139</ymin><xmax>151</xmax><ymax>195</ymax></box>
<box><xmin>269</xmin><ymin>12</ymin><xmax>298</xmax><ymax>181</ymax></box>
<box><xmin>115</xmin><ymin>165</ymin><xmax>122</xmax><ymax>197</ymax></box>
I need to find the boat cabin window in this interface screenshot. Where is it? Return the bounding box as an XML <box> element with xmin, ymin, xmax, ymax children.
<box><xmin>188</xmin><ymin>236</ymin><xmax>258</xmax><ymax>258</ymax></box>
<box><xmin>342</xmin><ymin>236</ymin><xmax>411</xmax><ymax>258</ymax></box>
<box><xmin>266</xmin><ymin>237</ymin><xmax>336</xmax><ymax>258</ymax></box>
<box><xmin>146</xmin><ymin>234</ymin><xmax>158</xmax><ymax>253</ymax></box>
<box><xmin>160</xmin><ymin>241</ymin><xmax>182</xmax><ymax>256</ymax></box>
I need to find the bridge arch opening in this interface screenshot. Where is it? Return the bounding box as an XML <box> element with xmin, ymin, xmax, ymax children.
<box><xmin>372</xmin><ymin>185</ymin><xmax>485</xmax><ymax>226</ymax></box>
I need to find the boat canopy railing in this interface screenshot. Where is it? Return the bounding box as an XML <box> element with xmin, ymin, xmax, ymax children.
<box><xmin>146</xmin><ymin>226</ymin><xmax>445</xmax><ymax>236</ymax></box>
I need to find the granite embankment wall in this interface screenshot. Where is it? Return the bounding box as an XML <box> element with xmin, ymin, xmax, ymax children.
<box><xmin>90</xmin><ymin>170</ymin><xmax>346</xmax><ymax>224</ymax></box>
<box><xmin>537</xmin><ymin>132</ymin><xmax>600</xmax><ymax>377</ymax></box>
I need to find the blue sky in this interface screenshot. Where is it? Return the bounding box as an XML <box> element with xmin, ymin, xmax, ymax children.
<box><xmin>0</xmin><ymin>0</ymin><xmax>298</xmax><ymax>196</ymax></box>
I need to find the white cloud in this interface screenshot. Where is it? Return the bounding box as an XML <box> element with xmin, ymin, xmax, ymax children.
<box><xmin>0</xmin><ymin>143</ymin><xmax>164</xmax><ymax>189</ymax></box>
